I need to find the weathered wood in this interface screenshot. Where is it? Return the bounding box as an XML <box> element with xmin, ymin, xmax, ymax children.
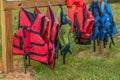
<box><xmin>95</xmin><ymin>40</ymin><xmax>99</xmax><ymax>52</ymax></box>
<box><xmin>94</xmin><ymin>40</ymin><xmax>104</xmax><ymax>54</ymax></box>
<box><xmin>99</xmin><ymin>41</ymin><xmax>104</xmax><ymax>54</ymax></box>
<box><xmin>3</xmin><ymin>0</ymin><xmax>66</xmax><ymax>10</ymax></box>
<box><xmin>1</xmin><ymin>0</ymin><xmax>13</xmax><ymax>73</ymax></box>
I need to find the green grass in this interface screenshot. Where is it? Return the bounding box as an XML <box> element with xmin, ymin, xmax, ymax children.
<box><xmin>111</xmin><ymin>4</ymin><xmax>120</xmax><ymax>27</ymax></box>
<box><xmin>31</xmin><ymin>36</ymin><xmax>120</xmax><ymax>80</ymax></box>
<box><xmin>32</xmin><ymin>58</ymin><xmax>120</xmax><ymax>80</ymax></box>
<box><xmin>0</xmin><ymin>3</ymin><xmax>120</xmax><ymax>80</ymax></box>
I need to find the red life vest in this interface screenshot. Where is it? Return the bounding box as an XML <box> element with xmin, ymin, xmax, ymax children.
<box><xmin>45</xmin><ymin>5</ymin><xmax>60</xmax><ymax>68</ymax></box>
<box><xmin>13</xmin><ymin>8</ymin><xmax>31</xmax><ymax>55</ymax></box>
<box><xmin>34</xmin><ymin>6</ymin><xmax>41</xmax><ymax>14</ymax></box>
<box><xmin>82</xmin><ymin>3</ymin><xmax>94</xmax><ymax>34</ymax></box>
<box><xmin>33</xmin><ymin>5</ymin><xmax>60</xmax><ymax>68</ymax></box>
<box><xmin>13</xmin><ymin>8</ymin><xmax>49</xmax><ymax>64</ymax></box>
<box><xmin>67</xmin><ymin>0</ymin><xmax>84</xmax><ymax>32</ymax></box>
<box><xmin>34</xmin><ymin>6</ymin><xmax>54</xmax><ymax>68</ymax></box>
<box><xmin>73</xmin><ymin>3</ymin><xmax>94</xmax><ymax>44</ymax></box>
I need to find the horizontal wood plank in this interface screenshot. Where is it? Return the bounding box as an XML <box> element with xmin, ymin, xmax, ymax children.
<box><xmin>3</xmin><ymin>0</ymin><xmax>66</xmax><ymax>10</ymax></box>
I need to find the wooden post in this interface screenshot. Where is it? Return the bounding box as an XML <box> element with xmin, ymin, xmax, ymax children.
<box><xmin>1</xmin><ymin>0</ymin><xmax>13</xmax><ymax>73</ymax></box>
<box><xmin>99</xmin><ymin>41</ymin><xmax>104</xmax><ymax>54</ymax></box>
<box><xmin>95</xmin><ymin>40</ymin><xmax>104</xmax><ymax>54</ymax></box>
<box><xmin>95</xmin><ymin>40</ymin><xmax>99</xmax><ymax>52</ymax></box>
<box><xmin>96</xmin><ymin>0</ymin><xmax>104</xmax><ymax>54</ymax></box>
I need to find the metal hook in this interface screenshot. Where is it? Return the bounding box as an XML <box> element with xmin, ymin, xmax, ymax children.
<box><xmin>48</xmin><ymin>1</ymin><xmax>51</xmax><ymax>5</ymax></box>
<box><xmin>35</xmin><ymin>2</ymin><xmax>38</xmax><ymax>7</ymax></box>
<box><xmin>21</xmin><ymin>3</ymin><xmax>24</xmax><ymax>8</ymax></box>
<box><xmin>59</xmin><ymin>0</ymin><xmax>62</xmax><ymax>4</ymax></box>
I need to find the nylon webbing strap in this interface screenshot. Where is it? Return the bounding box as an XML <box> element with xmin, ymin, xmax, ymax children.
<box><xmin>30</xmin><ymin>42</ymin><xmax>46</xmax><ymax>46</ymax></box>
<box><xmin>19</xmin><ymin>26</ymin><xmax>41</xmax><ymax>35</ymax></box>
<box><xmin>13</xmin><ymin>35</ymin><xmax>23</xmax><ymax>50</ymax></box>
<box><xmin>93</xmin><ymin>40</ymin><xmax>96</xmax><ymax>52</ymax></box>
<box><xmin>68</xmin><ymin>50</ymin><xmax>72</xmax><ymax>54</ymax></box>
<box><xmin>23</xmin><ymin>53</ymin><xmax>31</xmax><ymax>74</ymax></box>
<box><xmin>63</xmin><ymin>54</ymin><xmax>66</xmax><ymax>64</ymax></box>
<box><xmin>109</xmin><ymin>33</ymin><xmax>115</xmax><ymax>48</ymax></box>
<box><xmin>40</xmin><ymin>16</ymin><xmax>46</xmax><ymax>36</ymax></box>
<box><xmin>109</xmin><ymin>19</ymin><xmax>115</xmax><ymax>48</ymax></box>
<box><xmin>61</xmin><ymin>49</ymin><xmax>72</xmax><ymax>64</ymax></box>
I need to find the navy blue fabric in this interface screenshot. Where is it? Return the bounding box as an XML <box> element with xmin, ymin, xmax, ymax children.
<box><xmin>60</xmin><ymin>4</ymin><xmax>72</xmax><ymax>26</ymax></box>
<box><xmin>89</xmin><ymin>1</ymin><xmax>101</xmax><ymax>41</ymax></box>
<box><xmin>62</xmin><ymin>42</ymin><xmax>70</xmax><ymax>55</ymax></box>
<box><xmin>59</xmin><ymin>4</ymin><xmax>72</xmax><ymax>63</ymax></box>
<box><xmin>89</xmin><ymin>0</ymin><xmax>118</xmax><ymax>50</ymax></box>
<box><xmin>59</xmin><ymin>4</ymin><xmax>72</xmax><ymax>55</ymax></box>
<box><xmin>22</xmin><ymin>8</ymin><xmax>38</xmax><ymax>24</ymax></box>
<box><xmin>59</xmin><ymin>4</ymin><xmax>72</xmax><ymax>53</ymax></box>
<box><xmin>100</xmin><ymin>0</ymin><xmax>118</xmax><ymax>40</ymax></box>
<box><xmin>89</xmin><ymin>0</ymin><xmax>118</xmax><ymax>41</ymax></box>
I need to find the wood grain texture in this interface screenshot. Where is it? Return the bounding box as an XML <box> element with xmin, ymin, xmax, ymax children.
<box><xmin>99</xmin><ymin>41</ymin><xmax>104</xmax><ymax>54</ymax></box>
<box><xmin>1</xmin><ymin>0</ymin><xmax>13</xmax><ymax>73</ymax></box>
<box><xmin>3</xmin><ymin>0</ymin><xmax>66</xmax><ymax>10</ymax></box>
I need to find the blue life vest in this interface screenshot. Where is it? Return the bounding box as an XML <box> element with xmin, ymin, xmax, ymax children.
<box><xmin>89</xmin><ymin>0</ymin><xmax>118</xmax><ymax>51</ymax></box>
<box><xmin>89</xmin><ymin>1</ymin><xmax>102</xmax><ymax>51</ymax></box>
<box><xmin>100</xmin><ymin>0</ymin><xmax>118</xmax><ymax>48</ymax></box>
<box><xmin>100</xmin><ymin>0</ymin><xmax>118</xmax><ymax>39</ymax></box>
<box><xmin>89</xmin><ymin>1</ymin><xmax>101</xmax><ymax>41</ymax></box>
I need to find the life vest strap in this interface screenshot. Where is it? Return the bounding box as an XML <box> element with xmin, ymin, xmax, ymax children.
<box><xmin>109</xmin><ymin>21</ymin><xmax>115</xmax><ymax>48</ymax></box>
<box><xmin>30</xmin><ymin>52</ymin><xmax>48</xmax><ymax>56</ymax></box>
<box><xmin>15</xmin><ymin>34</ymin><xmax>21</xmax><ymax>39</ymax></box>
<box><xmin>109</xmin><ymin>33</ymin><xmax>115</xmax><ymax>48</ymax></box>
<box><xmin>23</xmin><ymin>53</ymin><xmax>31</xmax><ymax>74</ymax></box>
<box><xmin>75</xmin><ymin>36</ymin><xmax>91</xmax><ymax>45</ymax></box>
<box><xmin>62</xmin><ymin>49</ymin><xmax>71</xmax><ymax>64</ymax></box>
<box><xmin>79</xmin><ymin>37</ymin><xmax>91</xmax><ymax>40</ymax></box>
<box><xmin>40</xmin><ymin>16</ymin><xmax>46</xmax><ymax>36</ymax></box>
<box><xmin>93</xmin><ymin>40</ymin><xmax>96</xmax><ymax>52</ymax></box>
<box><xmin>49</xmin><ymin>6</ymin><xmax>55</xmax><ymax>29</ymax></box>
<box><xmin>68</xmin><ymin>49</ymin><xmax>72</xmax><ymax>55</ymax></box>
<box><xmin>30</xmin><ymin>42</ymin><xmax>46</xmax><ymax>47</ymax></box>
<box><xmin>60</xmin><ymin>4</ymin><xmax>72</xmax><ymax>25</ymax></box>
<box><xmin>48</xmin><ymin>48</ymin><xmax>53</xmax><ymax>65</ymax></box>
<box><xmin>19</xmin><ymin>26</ymin><xmax>41</xmax><ymax>35</ymax></box>
<box><xmin>13</xmin><ymin>44</ymin><xmax>23</xmax><ymax>50</ymax></box>
<box><xmin>14</xmin><ymin>34</ymin><xmax>24</xmax><ymax>50</ymax></box>
<box><xmin>63</xmin><ymin>54</ymin><xmax>66</xmax><ymax>64</ymax></box>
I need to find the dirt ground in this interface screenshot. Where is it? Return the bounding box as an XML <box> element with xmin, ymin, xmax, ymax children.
<box><xmin>0</xmin><ymin>57</ymin><xmax>34</xmax><ymax>80</ymax></box>
<box><xmin>76</xmin><ymin>33</ymin><xmax>120</xmax><ymax>59</ymax></box>
<box><xmin>77</xmin><ymin>50</ymin><xmax>104</xmax><ymax>59</ymax></box>
<box><xmin>116</xmin><ymin>33</ymin><xmax>120</xmax><ymax>39</ymax></box>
